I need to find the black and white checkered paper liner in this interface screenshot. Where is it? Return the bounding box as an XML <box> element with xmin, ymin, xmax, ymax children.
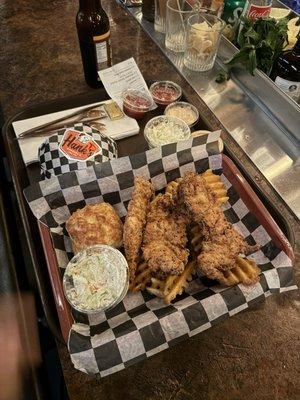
<box><xmin>38</xmin><ymin>123</ymin><xmax>118</xmax><ymax>179</ymax></box>
<box><xmin>24</xmin><ymin>131</ymin><xmax>296</xmax><ymax>376</ymax></box>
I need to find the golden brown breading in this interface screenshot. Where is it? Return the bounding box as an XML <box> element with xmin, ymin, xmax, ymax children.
<box><xmin>178</xmin><ymin>171</ymin><xmax>216</xmax><ymax>221</ymax></box>
<box><xmin>179</xmin><ymin>171</ymin><xmax>259</xmax><ymax>283</ymax></box>
<box><xmin>142</xmin><ymin>194</ymin><xmax>189</xmax><ymax>275</ymax></box>
<box><xmin>198</xmin><ymin>207</ymin><xmax>259</xmax><ymax>281</ymax></box>
<box><xmin>66</xmin><ymin>203</ymin><xmax>123</xmax><ymax>253</ymax></box>
<box><xmin>198</xmin><ymin>236</ymin><xmax>256</xmax><ymax>281</ymax></box>
<box><xmin>123</xmin><ymin>177</ymin><xmax>154</xmax><ymax>282</ymax></box>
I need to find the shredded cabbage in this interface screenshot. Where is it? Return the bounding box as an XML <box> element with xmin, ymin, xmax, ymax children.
<box><xmin>65</xmin><ymin>252</ymin><xmax>126</xmax><ymax>311</ymax></box>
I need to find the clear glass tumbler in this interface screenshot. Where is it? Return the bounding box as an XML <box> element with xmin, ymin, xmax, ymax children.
<box><xmin>183</xmin><ymin>13</ymin><xmax>225</xmax><ymax>71</ymax></box>
<box><xmin>165</xmin><ymin>0</ymin><xmax>200</xmax><ymax>53</ymax></box>
<box><xmin>154</xmin><ymin>0</ymin><xmax>168</xmax><ymax>33</ymax></box>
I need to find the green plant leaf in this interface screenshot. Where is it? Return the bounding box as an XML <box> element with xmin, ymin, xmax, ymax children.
<box><xmin>247</xmin><ymin>49</ymin><xmax>257</xmax><ymax>75</ymax></box>
<box><xmin>226</xmin><ymin>47</ymin><xmax>252</xmax><ymax>65</ymax></box>
<box><xmin>215</xmin><ymin>70</ymin><xmax>230</xmax><ymax>83</ymax></box>
<box><xmin>227</xmin><ymin>16</ymin><xmax>288</xmax><ymax>76</ymax></box>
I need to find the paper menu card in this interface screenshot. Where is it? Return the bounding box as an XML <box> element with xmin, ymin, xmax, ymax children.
<box><xmin>13</xmin><ymin>100</ymin><xmax>140</xmax><ymax>165</ymax></box>
<box><xmin>99</xmin><ymin>58</ymin><xmax>156</xmax><ymax>109</ymax></box>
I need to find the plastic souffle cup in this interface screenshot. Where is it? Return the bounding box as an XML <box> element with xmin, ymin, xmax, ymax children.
<box><xmin>63</xmin><ymin>245</ymin><xmax>129</xmax><ymax>315</ymax></box>
<box><xmin>144</xmin><ymin>115</ymin><xmax>191</xmax><ymax>148</ymax></box>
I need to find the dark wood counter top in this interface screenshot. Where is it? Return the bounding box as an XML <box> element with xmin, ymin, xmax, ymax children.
<box><xmin>1</xmin><ymin>1</ymin><xmax>299</xmax><ymax>399</ymax></box>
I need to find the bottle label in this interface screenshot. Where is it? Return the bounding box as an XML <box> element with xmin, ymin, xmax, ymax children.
<box><xmin>227</xmin><ymin>6</ymin><xmax>244</xmax><ymax>26</ymax></box>
<box><xmin>59</xmin><ymin>129</ymin><xmax>101</xmax><ymax>161</ymax></box>
<box><xmin>93</xmin><ymin>31</ymin><xmax>111</xmax><ymax>73</ymax></box>
<box><xmin>247</xmin><ymin>4</ymin><xmax>271</xmax><ymax>19</ymax></box>
<box><xmin>275</xmin><ymin>76</ymin><xmax>300</xmax><ymax>102</ymax></box>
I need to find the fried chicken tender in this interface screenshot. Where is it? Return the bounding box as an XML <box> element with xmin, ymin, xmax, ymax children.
<box><xmin>179</xmin><ymin>172</ymin><xmax>259</xmax><ymax>283</ymax></box>
<box><xmin>123</xmin><ymin>177</ymin><xmax>154</xmax><ymax>282</ymax></box>
<box><xmin>199</xmin><ymin>207</ymin><xmax>259</xmax><ymax>281</ymax></box>
<box><xmin>66</xmin><ymin>203</ymin><xmax>123</xmax><ymax>253</ymax></box>
<box><xmin>178</xmin><ymin>172</ymin><xmax>216</xmax><ymax>221</ymax></box>
<box><xmin>142</xmin><ymin>194</ymin><xmax>189</xmax><ymax>275</ymax></box>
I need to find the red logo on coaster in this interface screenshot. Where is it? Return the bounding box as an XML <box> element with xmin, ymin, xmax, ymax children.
<box><xmin>59</xmin><ymin>130</ymin><xmax>100</xmax><ymax>161</ymax></box>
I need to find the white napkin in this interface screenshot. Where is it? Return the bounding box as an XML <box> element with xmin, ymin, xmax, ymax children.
<box><xmin>13</xmin><ymin>100</ymin><xmax>140</xmax><ymax>165</ymax></box>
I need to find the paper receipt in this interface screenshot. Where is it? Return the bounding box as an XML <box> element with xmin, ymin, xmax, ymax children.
<box><xmin>98</xmin><ymin>58</ymin><xmax>156</xmax><ymax>109</ymax></box>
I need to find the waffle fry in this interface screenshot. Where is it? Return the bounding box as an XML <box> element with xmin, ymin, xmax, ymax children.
<box><xmin>218</xmin><ymin>257</ymin><xmax>261</xmax><ymax>286</ymax></box>
<box><xmin>129</xmin><ymin>261</ymin><xmax>152</xmax><ymax>292</ymax></box>
<box><xmin>150</xmin><ymin>194</ymin><xmax>161</xmax><ymax>206</ymax></box>
<box><xmin>190</xmin><ymin>224</ymin><xmax>203</xmax><ymax>254</ymax></box>
<box><xmin>165</xmin><ymin>178</ymin><xmax>183</xmax><ymax>199</ymax></box>
<box><xmin>147</xmin><ymin>260</ymin><xmax>196</xmax><ymax>304</ymax></box>
<box><xmin>202</xmin><ymin>169</ymin><xmax>229</xmax><ymax>205</ymax></box>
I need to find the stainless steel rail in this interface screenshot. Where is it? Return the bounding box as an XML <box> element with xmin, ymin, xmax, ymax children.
<box><xmin>118</xmin><ymin>2</ymin><xmax>300</xmax><ymax>219</ymax></box>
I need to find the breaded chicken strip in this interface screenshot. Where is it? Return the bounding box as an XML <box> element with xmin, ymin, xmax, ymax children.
<box><xmin>142</xmin><ymin>194</ymin><xmax>189</xmax><ymax>276</ymax></box>
<box><xmin>123</xmin><ymin>177</ymin><xmax>154</xmax><ymax>282</ymax></box>
<box><xmin>198</xmin><ymin>219</ymin><xmax>259</xmax><ymax>282</ymax></box>
<box><xmin>179</xmin><ymin>172</ymin><xmax>259</xmax><ymax>282</ymax></box>
<box><xmin>178</xmin><ymin>172</ymin><xmax>216</xmax><ymax>221</ymax></box>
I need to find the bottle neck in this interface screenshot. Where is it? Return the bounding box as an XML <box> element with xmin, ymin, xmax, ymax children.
<box><xmin>79</xmin><ymin>0</ymin><xmax>102</xmax><ymax>11</ymax></box>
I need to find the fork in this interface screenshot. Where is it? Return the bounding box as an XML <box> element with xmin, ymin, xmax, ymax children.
<box><xmin>17</xmin><ymin>103</ymin><xmax>108</xmax><ymax>139</ymax></box>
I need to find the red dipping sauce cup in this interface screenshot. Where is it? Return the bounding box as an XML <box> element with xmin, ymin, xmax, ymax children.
<box><xmin>122</xmin><ymin>89</ymin><xmax>153</xmax><ymax>120</ymax></box>
<box><xmin>150</xmin><ymin>81</ymin><xmax>182</xmax><ymax>107</ymax></box>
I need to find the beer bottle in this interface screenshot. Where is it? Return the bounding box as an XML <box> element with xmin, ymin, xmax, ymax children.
<box><xmin>76</xmin><ymin>0</ymin><xmax>111</xmax><ymax>88</ymax></box>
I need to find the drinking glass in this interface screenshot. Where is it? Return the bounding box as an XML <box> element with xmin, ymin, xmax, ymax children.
<box><xmin>183</xmin><ymin>13</ymin><xmax>225</xmax><ymax>71</ymax></box>
<box><xmin>154</xmin><ymin>0</ymin><xmax>168</xmax><ymax>33</ymax></box>
<box><xmin>165</xmin><ymin>0</ymin><xmax>200</xmax><ymax>53</ymax></box>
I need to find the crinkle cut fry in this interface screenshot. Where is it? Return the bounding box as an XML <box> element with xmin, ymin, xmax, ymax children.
<box><xmin>165</xmin><ymin>178</ymin><xmax>183</xmax><ymax>199</ymax></box>
<box><xmin>219</xmin><ymin>257</ymin><xmax>261</xmax><ymax>286</ymax></box>
<box><xmin>190</xmin><ymin>224</ymin><xmax>203</xmax><ymax>254</ymax></box>
<box><xmin>202</xmin><ymin>169</ymin><xmax>229</xmax><ymax>205</ymax></box>
<box><xmin>129</xmin><ymin>261</ymin><xmax>151</xmax><ymax>292</ymax></box>
<box><xmin>147</xmin><ymin>260</ymin><xmax>196</xmax><ymax>304</ymax></box>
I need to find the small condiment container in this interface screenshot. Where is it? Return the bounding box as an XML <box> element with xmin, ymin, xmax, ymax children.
<box><xmin>164</xmin><ymin>101</ymin><xmax>199</xmax><ymax>128</ymax></box>
<box><xmin>122</xmin><ymin>89</ymin><xmax>153</xmax><ymax>120</ymax></box>
<box><xmin>144</xmin><ymin>115</ymin><xmax>191</xmax><ymax>148</ymax></box>
<box><xmin>63</xmin><ymin>245</ymin><xmax>129</xmax><ymax>314</ymax></box>
<box><xmin>149</xmin><ymin>81</ymin><xmax>182</xmax><ymax>107</ymax></box>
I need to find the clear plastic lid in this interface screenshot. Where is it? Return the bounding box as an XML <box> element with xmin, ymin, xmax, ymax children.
<box><xmin>164</xmin><ymin>101</ymin><xmax>199</xmax><ymax>127</ymax></box>
<box><xmin>150</xmin><ymin>81</ymin><xmax>182</xmax><ymax>104</ymax></box>
<box><xmin>144</xmin><ymin>115</ymin><xmax>191</xmax><ymax>148</ymax></box>
<box><xmin>122</xmin><ymin>88</ymin><xmax>153</xmax><ymax>111</ymax></box>
<box><xmin>63</xmin><ymin>245</ymin><xmax>129</xmax><ymax>315</ymax></box>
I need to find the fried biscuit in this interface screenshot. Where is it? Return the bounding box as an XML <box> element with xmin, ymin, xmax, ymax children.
<box><xmin>66</xmin><ymin>203</ymin><xmax>123</xmax><ymax>253</ymax></box>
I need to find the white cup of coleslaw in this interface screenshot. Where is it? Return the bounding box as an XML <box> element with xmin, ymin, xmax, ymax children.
<box><xmin>63</xmin><ymin>245</ymin><xmax>129</xmax><ymax>314</ymax></box>
<box><xmin>144</xmin><ymin>115</ymin><xmax>191</xmax><ymax>148</ymax></box>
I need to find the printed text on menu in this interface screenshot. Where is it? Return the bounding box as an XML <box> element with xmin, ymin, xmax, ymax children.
<box><xmin>98</xmin><ymin>58</ymin><xmax>150</xmax><ymax>100</ymax></box>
